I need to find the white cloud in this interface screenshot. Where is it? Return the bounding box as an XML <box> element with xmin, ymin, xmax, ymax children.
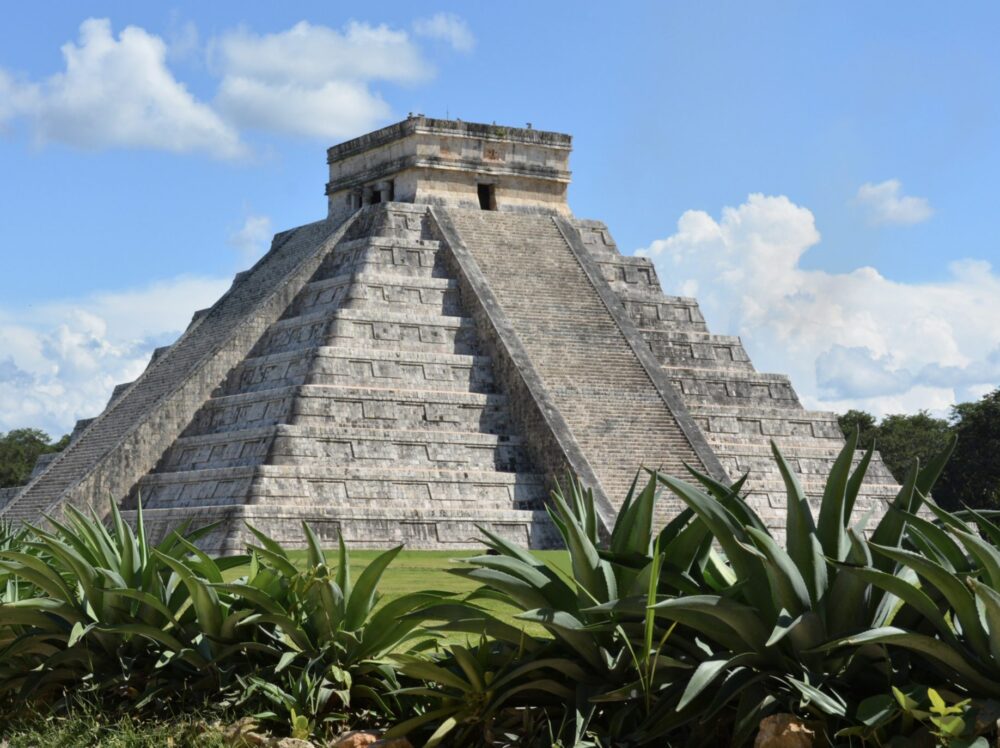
<box><xmin>413</xmin><ymin>13</ymin><xmax>475</xmax><ymax>52</ymax></box>
<box><xmin>1</xmin><ymin>16</ymin><xmax>471</xmax><ymax>151</ymax></box>
<box><xmin>0</xmin><ymin>19</ymin><xmax>243</xmax><ymax>158</ymax></box>
<box><xmin>641</xmin><ymin>194</ymin><xmax>1000</xmax><ymax>418</ymax></box>
<box><xmin>212</xmin><ymin>20</ymin><xmax>433</xmax><ymax>139</ymax></box>
<box><xmin>856</xmin><ymin>178</ymin><xmax>933</xmax><ymax>225</ymax></box>
<box><xmin>0</xmin><ymin>274</ymin><xmax>231</xmax><ymax>436</ymax></box>
<box><xmin>228</xmin><ymin>214</ymin><xmax>273</xmax><ymax>263</ymax></box>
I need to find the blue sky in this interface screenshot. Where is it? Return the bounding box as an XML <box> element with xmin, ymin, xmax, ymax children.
<box><xmin>1</xmin><ymin>2</ymin><xmax>998</xmax><ymax>436</ymax></box>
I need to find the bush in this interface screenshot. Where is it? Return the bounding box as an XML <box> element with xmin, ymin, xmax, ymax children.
<box><xmin>3</xmin><ymin>434</ymin><xmax>1000</xmax><ymax>746</ymax></box>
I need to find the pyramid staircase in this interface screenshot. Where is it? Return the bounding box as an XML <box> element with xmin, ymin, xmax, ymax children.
<box><xmin>121</xmin><ymin>205</ymin><xmax>554</xmax><ymax>552</ymax></box>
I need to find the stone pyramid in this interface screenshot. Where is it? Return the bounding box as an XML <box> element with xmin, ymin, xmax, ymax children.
<box><xmin>0</xmin><ymin>117</ymin><xmax>898</xmax><ymax>551</ymax></box>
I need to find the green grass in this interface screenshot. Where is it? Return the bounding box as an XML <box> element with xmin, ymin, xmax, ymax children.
<box><xmin>0</xmin><ymin>709</ymin><xmax>230</xmax><ymax>748</ymax></box>
<box><xmin>233</xmin><ymin>548</ymin><xmax>571</xmax><ymax>637</ymax></box>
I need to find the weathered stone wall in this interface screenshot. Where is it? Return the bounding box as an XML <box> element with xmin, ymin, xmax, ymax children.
<box><xmin>0</xmin><ymin>217</ymin><xmax>353</xmax><ymax>525</ymax></box>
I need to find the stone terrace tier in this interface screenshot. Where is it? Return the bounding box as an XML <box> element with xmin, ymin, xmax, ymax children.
<box><xmin>572</xmin><ymin>219</ymin><xmax>899</xmax><ymax>533</ymax></box>
<box><xmin>120</xmin><ymin>204</ymin><xmax>558</xmax><ymax>552</ymax></box>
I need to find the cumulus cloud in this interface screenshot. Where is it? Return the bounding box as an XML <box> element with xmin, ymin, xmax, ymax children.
<box><xmin>1</xmin><ymin>15</ymin><xmax>474</xmax><ymax>152</ymax></box>
<box><xmin>0</xmin><ymin>275</ymin><xmax>230</xmax><ymax>436</ymax></box>
<box><xmin>413</xmin><ymin>13</ymin><xmax>476</xmax><ymax>52</ymax></box>
<box><xmin>0</xmin><ymin>18</ymin><xmax>244</xmax><ymax>157</ymax></box>
<box><xmin>212</xmin><ymin>20</ymin><xmax>432</xmax><ymax>139</ymax></box>
<box><xmin>228</xmin><ymin>214</ymin><xmax>273</xmax><ymax>263</ymax></box>
<box><xmin>856</xmin><ymin>178</ymin><xmax>934</xmax><ymax>225</ymax></box>
<box><xmin>640</xmin><ymin>194</ymin><xmax>1000</xmax><ymax>417</ymax></box>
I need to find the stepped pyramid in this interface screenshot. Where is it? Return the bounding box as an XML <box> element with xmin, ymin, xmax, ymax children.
<box><xmin>0</xmin><ymin>117</ymin><xmax>898</xmax><ymax>551</ymax></box>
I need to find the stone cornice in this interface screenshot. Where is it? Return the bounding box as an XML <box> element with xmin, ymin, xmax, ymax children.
<box><xmin>326</xmin><ymin>116</ymin><xmax>572</xmax><ymax>163</ymax></box>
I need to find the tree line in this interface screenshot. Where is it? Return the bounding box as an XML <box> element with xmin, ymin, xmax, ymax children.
<box><xmin>838</xmin><ymin>387</ymin><xmax>1000</xmax><ymax>509</ymax></box>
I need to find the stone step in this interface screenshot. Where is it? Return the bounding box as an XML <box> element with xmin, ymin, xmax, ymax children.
<box><xmin>316</xmin><ymin>237</ymin><xmax>446</xmax><ymax>281</ymax></box>
<box><xmin>222</xmin><ymin>347</ymin><xmax>496</xmax><ymax>396</ymax></box>
<box><xmin>666</xmin><ymin>367</ymin><xmax>800</xmax><ymax>407</ymax></box>
<box><xmin>124</xmin><ymin>504</ymin><xmax>558</xmax><ymax>552</ymax></box>
<box><xmin>592</xmin><ymin>255</ymin><xmax>662</xmax><ymax>295</ymax></box>
<box><xmin>185</xmin><ymin>385</ymin><xmax>512</xmax><ymax>436</ymax></box>
<box><xmin>617</xmin><ymin>290</ymin><xmax>708</xmax><ymax>332</ymax></box>
<box><xmin>249</xmin><ymin>307</ymin><xmax>478</xmax><ymax>357</ymax></box>
<box><xmin>156</xmin><ymin>424</ymin><xmax>529</xmax><ymax>473</ymax></box>
<box><xmin>288</xmin><ymin>272</ymin><xmax>460</xmax><ymax>318</ymax></box>
<box><xmin>308</xmin><ymin>347</ymin><xmax>496</xmax><ymax>393</ymax></box>
<box><xmin>134</xmin><ymin>463</ymin><xmax>547</xmax><ymax>512</ymax></box>
<box><xmin>687</xmin><ymin>405</ymin><xmax>845</xmax><ymax>441</ymax></box>
<box><xmin>641</xmin><ymin>330</ymin><xmax>752</xmax><ymax>369</ymax></box>
<box><xmin>708</xmin><ymin>449</ymin><xmax>897</xmax><ymax>483</ymax></box>
<box><xmin>327</xmin><ymin>308</ymin><xmax>478</xmax><ymax>354</ymax></box>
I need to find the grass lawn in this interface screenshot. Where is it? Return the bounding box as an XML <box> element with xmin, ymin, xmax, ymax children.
<box><xmin>252</xmin><ymin>548</ymin><xmax>572</xmax><ymax>637</ymax></box>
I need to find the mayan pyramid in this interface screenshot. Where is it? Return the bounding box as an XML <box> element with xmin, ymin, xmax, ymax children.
<box><xmin>0</xmin><ymin>117</ymin><xmax>898</xmax><ymax>552</ymax></box>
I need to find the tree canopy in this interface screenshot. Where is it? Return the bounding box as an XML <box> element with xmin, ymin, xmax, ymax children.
<box><xmin>0</xmin><ymin>429</ymin><xmax>70</xmax><ymax>488</ymax></box>
<box><xmin>839</xmin><ymin>388</ymin><xmax>1000</xmax><ymax>509</ymax></box>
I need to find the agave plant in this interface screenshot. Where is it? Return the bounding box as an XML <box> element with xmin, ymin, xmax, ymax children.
<box><xmin>631</xmin><ymin>431</ymin><xmax>959</xmax><ymax>742</ymax></box>
<box><xmin>218</xmin><ymin>522</ymin><xmax>448</xmax><ymax>730</ymax></box>
<box><xmin>411</xmin><ymin>475</ymin><xmax>719</xmax><ymax>746</ymax></box>
<box><xmin>388</xmin><ymin>638</ymin><xmax>585</xmax><ymax>748</ymax></box>
<box><xmin>0</xmin><ymin>500</ymin><xmax>259</xmax><ymax>707</ymax></box>
<box><xmin>817</xmin><ymin>494</ymin><xmax>1000</xmax><ymax>717</ymax></box>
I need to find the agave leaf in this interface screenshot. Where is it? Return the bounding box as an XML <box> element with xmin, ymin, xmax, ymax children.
<box><xmin>393</xmin><ymin>653</ymin><xmax>475</xmax><ymax>692</ymax></box>
<box><xmin>950</xmin><ymin>527</ymin><xmax>1000</xmax><ymax>589</ymax></box>
<box><xmin>609</xmin><ymin>472</ymin><xmax>646</xmax><ymax>556</ymax></box>
<box><xmin>490</xmin><ymin>657</ymin><xmax>591</xmax><ymax>691</ymax></box>
<box><xmin>463</xmin><ymin>554</ymin><xmax>576</xmax><ymax>611</ymax></box>
<box><xmin>0</xmin><ymin>554</ymin><xmax>75</xmax><ymax>603</ymax></box>
<box><xmin>213</xmin><ymin>582</ymin><xmax>289</xmax><ymax>616</ymax></box>
<box><xmin>109</xmin><ymin>588</ymin><xmax>180</xmax><ymax>626</ymax></box>
<box><xmin>651</xmin><ymin>594</ymin><xmax>769</xmax><ymax>652</ymax></box>
<box><xmin>683</xmin><ymin>466</ymin><xmax>765</xmax><ymax>534</ymax></box>
<box><xmin>834</xmin><ymin>562</ymin><xmax>956</xmax><ymax>643</ymax></box>
<box><xmin>766</xmin><ymin>609</ymin><xmax>813</xmax><ymax>649</ymax></box>
<box><xmin>744</xmin><ymin>526</ymin><xmax>812</xmax><ymax>617</ymax></box>
<box><xmin>514</xmin><ymin>609</ymin><xmax>605</xmax><ymax>669</ymax></box>
<box><xmin>383</xmin><ymin>706</ymin><xmax>458</xmax><ymax>742</ymax></box>
<box><xmin>655</xmin><ymin>474</ymin><xmax>774</xmax><ymax>617</ymax></box>
<box><xmin>451</xmin><ymin>566</ymin><xmax>553</xmax><ymax>612</ymax></box>
<box><xmin>896</xmin><ymin>510</ymin><xmax>968</xmax><ymax>572</ymax></box>
<box><xmin>152</xmin><ymin>550</ymin><xmax>223</xmax><ymax>638</ymax></box>
<box><xmin>301</xmin><ymin>522</ymin><xmax>328</xmax><ymax>570</ymax></box>
<box><xmin>870</xmin><ymin>462</ymin><xmax>920</xmax><ymax>573</ymax></box>
<box><xmin>771</xmin><ymin>442</ymin><xmax>827</xmax><ymax>604</ymax></box>
<box><xmin>826</xmin><ymin>529</ymin><xmax>873</xmax><ymax>636</ymax></box>
<box><xmin>787</xmin><ymin>676</ymin><xmax>846</xmax><ymax>717</ymax></box>
<box><xmin>448</xmin><ymin>644</ymin><xmax>484</xmax><ymax>691</ymax></box>
<box><xmin>844</xmin><ymin>442</ymin><xmax>875</xmax><ymax>519</ymax></box>
<box><xmin>869</xmin><ymin>542</ymin><xmax>989</xmax><ymax>660</ymax></box>
<box><xmin>678</xmin><ymin>654</ymin><xmax>760</xmax><ymax>711</ymax></box>
<box><xmin>344</xmin><ymin>544</ymin><xmax>402</xmax><ymax>631</ymax></box>
<box><xmin>335</xmin><ymin>533</ymin><xmax>351</xmax><ymax>602</ymax></box>
<box><xmin>816</xmin><ymin>429</ymin><xmax>858</xmax><ymax>561</ymax></box>
<box><xmin>968</xmin><ymin>579</ymin><xmax>1000</xmax><ymax>668</ymax></box>
<box><xmin>817</xmin><ymin>626</ymin><xmax>998</xmax><ymax>696</ymax></box>
<box><xmin>246</xmin><ymin>544</ymin><xmax>298</xmax><ymax>578</ymax></box>
<box><xmin>546</xmin><ymin>488</ymin><xmax>616</xmax><ymax>607</ymax></box>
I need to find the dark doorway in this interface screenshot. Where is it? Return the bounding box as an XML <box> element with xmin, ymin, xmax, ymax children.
<box><xmin>478</xmin><ymin>183</ymin><xmax>497</xmax><ymax>210</ymax></box>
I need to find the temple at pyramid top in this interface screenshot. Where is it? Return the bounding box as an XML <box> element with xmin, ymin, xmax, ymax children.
<box><xmin>0</xmin><ymin>116</ymin><xmax>899</xmax><ymax>552</ymax></box>
<box><xmin>325</xmin><ymin>116</ymin><xmax>572</xmax><ymax>220</ymax></box>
